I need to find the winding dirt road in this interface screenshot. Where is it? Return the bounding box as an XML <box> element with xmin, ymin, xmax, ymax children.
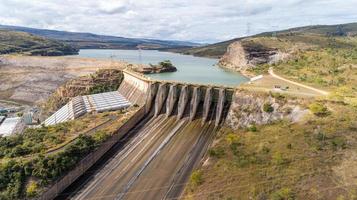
<box><xmin>268</xmin><ymin>67</ymin><xmax>329</xmax><ymax>96</ymax></box>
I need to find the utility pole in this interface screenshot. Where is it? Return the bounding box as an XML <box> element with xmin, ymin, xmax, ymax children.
<box><xmin>272</xmin><ymin>25</ymin><xmax>279</xmax><ymax>38</ymax></box>
<box><xmin>246</xmin><ymin>22</ymin><xmax>251</xmax><ymax>37</ymax></box>
<box><xmin>138</xmin><ymin>46</ymin><xmax>142</xmax><ymax>65</ymax></box>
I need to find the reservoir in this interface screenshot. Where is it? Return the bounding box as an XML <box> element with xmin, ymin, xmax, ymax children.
<box><xmin>77</xmin><ymin>49</ymin><xmax>248</xmax><ymax>86</ymax></box>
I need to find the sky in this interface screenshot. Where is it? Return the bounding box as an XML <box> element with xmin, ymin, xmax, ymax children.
<box><xmin>0</xmin><ymin>0</ymin><xmax>356</xmax><ymax>43</ymax></box>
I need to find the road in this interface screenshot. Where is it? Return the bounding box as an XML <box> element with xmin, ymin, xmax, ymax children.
<box><xmin>268</xmin><ymin>67</ymin><xmax>329</xmax><ymax>96</ymax></box>
<box><xmin>59</xmin><ymin>113</ymin><xmax>216</xmax><ymax>200</ymax></box>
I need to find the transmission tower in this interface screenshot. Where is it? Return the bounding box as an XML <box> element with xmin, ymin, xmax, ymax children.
<box><xmin>246</xmin><ymin>22</ymin><xmax>251</xmax><ymax>36</ymax></box>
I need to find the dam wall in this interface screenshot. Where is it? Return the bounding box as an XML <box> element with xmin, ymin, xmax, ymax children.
<box><xmin>146</xmin><ymin>82</ymin><xmax>235</xmax><ymax>126</ymax></box>
<box><xmin>46</xmin><ymin>70</ymin><xmax>236</xmax><ymax>200</ymax></box>
<box><xmin>119</xmin><ymin>69</ymin><xmax>235</xmax><ymax>125</ymax></box>
<box><xmin>118</xmin><ymin>70</ymin><xmax>150</xmax><ymax>105</ymax></box>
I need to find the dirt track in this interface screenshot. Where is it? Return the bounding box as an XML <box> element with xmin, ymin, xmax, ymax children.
<box><xmin>0</xmin><ymin>55</ymin><xmax>128</xmax><ymax>104</ymax></box>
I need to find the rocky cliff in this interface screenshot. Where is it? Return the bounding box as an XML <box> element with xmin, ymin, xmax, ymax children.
<box><xmin>225</xmin><ymin>89</ymin><xmax>309</xmax><ymax>129</ymax></box>
<box><xmin>218</xmin><ymin>40</ymin><xmax>290</xmax><ymax>75</ymax></box>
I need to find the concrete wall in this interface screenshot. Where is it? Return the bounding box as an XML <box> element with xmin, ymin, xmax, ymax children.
<box><xmin>39</xmin><ymin>70</ymin><xmax>237</xmax><ymax>200</ymax></box>
<box><xmin>118</xmin><ymin>69</ymin><xmax>235</xmax><ymax>106</ymax></box>
<box><xmin>118</xmin><ymin>70</ymin><xmax>151</xmax><ymax>106</ymax></box>
<box><xmin>149</xmin><ymin>82</ymin><xmax>234</xmax><ymax>126</ymax></box>
<box><xmin>38</xmin><ymin>106</ymin><xmax>146</xmax><ymax>200</ymax></box>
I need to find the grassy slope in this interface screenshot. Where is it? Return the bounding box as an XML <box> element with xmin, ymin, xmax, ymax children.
<box><xmin>0</xmin><ymin>30</ymin><xmax>78</xmax><ymax>56</ymax></box>
<box><xmin>185</xmin><ymin>101</ymin><xmax>357</xmax><ymax>200</ymax></box>
<box><xmin>184</xmin><ymin>23</ymin><xmax>357</xmax><ymax>200</ymax></box>
<box><xmin>0</xmin><ymin>25</ymin><xmax>200</xmax><ymax>50</ymax></box>
<box><xmin>175</xmin><ymin>22</ymin><xmax>357</xmax><ymax>58</ymax></box>
<box><xmin>270</xmin><ymin>36</ymin><xmax>357</xmax><ymax>93</ymax></box>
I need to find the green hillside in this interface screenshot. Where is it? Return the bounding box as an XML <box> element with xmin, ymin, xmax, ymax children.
<box><xmin>0</xmin><ymin>25</ymin><xmax>200</xmax><ymax>50</ymax></box>
<box><xmin>175</xmin><ymin>23</ymin><xmax>357</xmax><ymax>58</ymax></box>
<box><xmin>0</xmin><ymin>30</ymin><xmax>78</xmax><ymax>56</ymax></box>
<box><xmin>183</xmin><ymin>23</ymin><xmax>357</xmax><ymax>200</ymax></box>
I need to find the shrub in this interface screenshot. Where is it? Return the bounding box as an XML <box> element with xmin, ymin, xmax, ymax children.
<box><xmin>248</xmin><ymin>124</ymin><xmax>258</xmax><ymax>132</ymax></box>
<box><xmin>226</xmin><ymin>134</ymin><xmax>240</xmax><ymax>145</ymax></box>
<box><xmin>208</xmin><ymin>147</ymin><xmax>225</xmax><ymax>158</ymax></box>
<box><xmin>93</xmin><ymin>131</ymin><xmax>109</xmax><ymax>143</ymax></box>
<box><xmin>158</xmin><ymin>60</ymin><xmax>174</xmax><ymax>68</ymax></box>
<box><xmin>272</xmin><ymin>152</ymin><xmax>289</xmax><ymax>166</ymax></box>
<box><xmin>331</xmin><ymin>137</ymin><xmax>347</xmax><ymax>150</ymax></box>
<box><xmin>270</xmin><ymin>188</ymin><xmax>295</xmax><ymax>200</ymax></box>
<box><xmin>26</xmin><ymin>181</ymin><xmax>38</xmax><ymax>198</ymax></box>
<box><xmin>309</xmin><ymin>102</ymin><xmax>330</xmax><ymax>116</ymax></box>
<box><xmin>263</xmin><ymin>103</ymin><xmax>274</xmax><ymax>113</ymax></box>
<box><xmin>190</xmin><ymin>170</ymin><xmax>203</xmax><ymax>187</ymax></box>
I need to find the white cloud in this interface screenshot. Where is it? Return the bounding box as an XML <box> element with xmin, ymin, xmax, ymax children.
<box><xmin>0</xmin><ymin>0</ymin><xmax>356</xmax><ymax>43</ymax></box>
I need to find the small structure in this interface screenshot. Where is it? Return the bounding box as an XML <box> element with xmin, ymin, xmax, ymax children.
<box><xmin>23</xmin><ymin>112</ymin><xmax>34</xmax><ymax>125</ymax></box>
<box><xmin>249</xmin><ymin>75</ymin><xmax>263</xmax><ymax>83</ymax></box>
<box><xmin>0</xmin><ymin>117</ymin><xmax>24</xmax><ymax>136</ymax></box>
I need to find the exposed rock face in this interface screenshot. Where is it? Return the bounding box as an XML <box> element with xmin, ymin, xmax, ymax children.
<box><xmin>218</xmin><ymin>41</ymin><xmax>289</xmax><ymax>75</ymax></box>
<box><xmin>225</xmin><ymin>90</ymin><xmax>309</xmax><ymax>130</ymax></box>
<box><xmin>219</xmin><ymin>42</ymin><xmax>249</xmax><ymax>71</ymax></box>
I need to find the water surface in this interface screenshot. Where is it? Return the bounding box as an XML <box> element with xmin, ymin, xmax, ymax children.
<box><xmin>77</xmin><ymin>49</ymin><xmax>248</xmax><ymax>86</ymax></box>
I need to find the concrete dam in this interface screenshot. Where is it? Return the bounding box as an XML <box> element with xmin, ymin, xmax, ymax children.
<box><xmin>57</xmin><ymin>70</ymin><xmax>234</xmax><ymax>200</ymax></box>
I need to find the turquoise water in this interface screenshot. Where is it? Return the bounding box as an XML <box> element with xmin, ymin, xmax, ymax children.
<box><xmin>77</xmin><ymin>49</ymin><xmax>248</xmax><ymax>86</ymax></box>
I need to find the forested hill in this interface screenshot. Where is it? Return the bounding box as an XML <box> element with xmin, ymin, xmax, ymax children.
<box><xmin>0</xmin><ymin>30</ymin><xmax>78</xmax><ymax>56</ymax></box>
<box><xmin>174</xmin><ymin>22</ymin><xmax>357</xmax><ymax>58</ymax></box>
<box><xmin>0</xmin><ymin>24</ymin><xmax>200</xmax><ymax>50</ymax></box>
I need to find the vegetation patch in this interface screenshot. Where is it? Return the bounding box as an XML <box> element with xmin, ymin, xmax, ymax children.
<box><xmin>263</xmin><ymin>103</ymin><xmax>274</xmax><ymax>113</ymax></box>
<box><xmin>309</xmin><ymin>102</ymin><xmax>330</xmax><ymax>117</ymax></box>
<box><xmin>0</xmin><ymin>30</ymin><xmax>78</xmax><ymax>56</ymax></box>
<box><xmin>184</xmin><ymin>102</ymin><xmax>357</xmax><ymax>200</ymax></box>
<box><xmin>0</xmin><ymin>108</ymin><xmax>136</xmax><ymax>199</ymax></box>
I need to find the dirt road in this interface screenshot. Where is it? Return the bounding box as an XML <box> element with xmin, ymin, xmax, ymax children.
<box><xmin>268</xmin><ymin>67</ymin><xmax>329</xmax><ymax>96</ymax></box>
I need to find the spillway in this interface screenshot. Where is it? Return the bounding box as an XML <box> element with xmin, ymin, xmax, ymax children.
<box><xmin>55</xmin><ymin>70</ymin><xmax>234</xmax><ymax>200</ymax></box>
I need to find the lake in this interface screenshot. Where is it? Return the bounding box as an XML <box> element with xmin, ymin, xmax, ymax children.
<box><xmin>77</xmin><ymin>49</ymin><xmax>248</xmax><ymax>86</ymax></box>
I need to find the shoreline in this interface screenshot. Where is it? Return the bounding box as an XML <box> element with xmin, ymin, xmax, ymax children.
<box><xmin>216</xmin><ymin>62</ymin><xmax>255</xmax><ymax>79</ymax></box>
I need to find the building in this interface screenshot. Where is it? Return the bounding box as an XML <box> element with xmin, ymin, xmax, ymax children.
<box><xmin>43</xmin><ymin>91</ymin><xmax>131</xmax><ymax>126</ymax></box>
<box><xmin>23</xmin><ymin>112</ymin><xmax>34</xmax><ymax>125</ymax></box>
<box><xmin>0</xmin><ymin>117</ymin><xmax>24</xmax><ymax>137</ymax></box>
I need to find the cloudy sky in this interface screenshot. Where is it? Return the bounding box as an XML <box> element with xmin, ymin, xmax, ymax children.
<box><xmin>0</xmin><ymin>0</ymin><xmax>356</xmax><ymax>43</ymax></box>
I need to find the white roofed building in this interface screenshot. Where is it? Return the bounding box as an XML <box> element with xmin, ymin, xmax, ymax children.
<box><xmin>44</xmin><ymin>91</ymin><xmax>131</xmax><ymax>126</ymax></box>
<box><xmin>0</xmin><ymin>117</ymin><xmax>24</xmax><ymax>137</ymax></box>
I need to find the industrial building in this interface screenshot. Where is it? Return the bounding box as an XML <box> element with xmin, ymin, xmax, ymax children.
<box><xmin>44</xmin><ymin>91</ymin><xmax>131</xmax><ymax>126</ymax></box>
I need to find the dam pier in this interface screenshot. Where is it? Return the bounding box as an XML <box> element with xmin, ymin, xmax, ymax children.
<box><xmin>53</xmin><ymin>69</ymin><xmax>235</xmax><ymax>200</ymax></box>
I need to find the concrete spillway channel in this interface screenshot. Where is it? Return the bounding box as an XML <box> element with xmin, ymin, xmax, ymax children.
<box><xmin>56</xmin><ymin>72</ymin><xmax>233</xmax><ymax>200</ymax></box>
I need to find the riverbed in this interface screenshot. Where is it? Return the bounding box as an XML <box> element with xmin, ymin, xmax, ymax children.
<box><xmin>77</xmin><ymin>49</ymin><xmax>248</xmax><ymax>86</ymax></box>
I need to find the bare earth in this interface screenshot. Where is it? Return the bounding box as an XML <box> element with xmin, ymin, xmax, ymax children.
<box><xmin>0</xmin><ymin>55</ymin><xmax>128</xmax><ymax>104</ymax></box>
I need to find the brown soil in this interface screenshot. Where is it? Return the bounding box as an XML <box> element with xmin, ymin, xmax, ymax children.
<box><xmin>0</xmin><ymin>55</ymin><xmax>129</xmax><ymax>105</ymax></box>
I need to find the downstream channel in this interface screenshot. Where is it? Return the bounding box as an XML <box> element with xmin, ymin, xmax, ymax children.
<box><xmin>54</xmin><ymin>49</ymin><xmax>241</xmax><ymax>200</ymax></box>
<box><xmin>76</xmin><ymin>49</ymin><xmax>248</xmax><ymax>86</ymax></box>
